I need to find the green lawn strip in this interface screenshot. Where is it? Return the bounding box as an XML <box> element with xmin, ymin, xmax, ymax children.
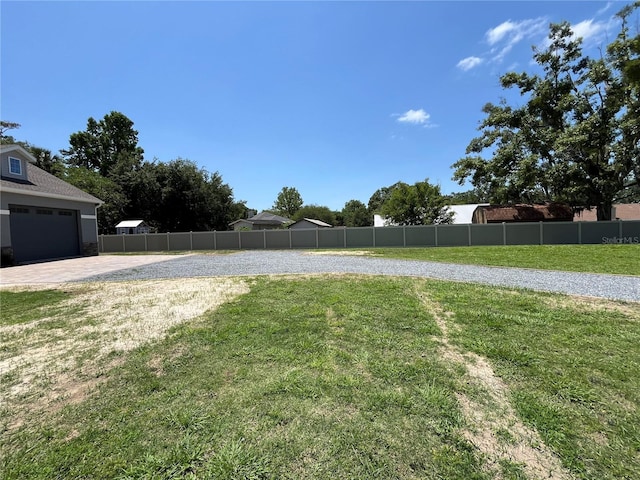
<box><xmin>369</xmin><ymin>244</ymin><xmax>640</xmax><ymax>276</ymax></box>
<box><xmin>2</xmin><ymin>277</ymin><xmax>639</xmax><ymax>479</ymax></box>
<box><xmin>428</xmin><ymin>282</ymin><xmax>640</xmax><ymax>480</ymax></box>
<box><xmin>0</xmin><ymin>290</ymin><xmax>72</xmax><ymax>327</ymax></box>
<box><xmin>1</xmin><ymin>277</ymin><xmax>486</xmax><ymax>479</ymax></box>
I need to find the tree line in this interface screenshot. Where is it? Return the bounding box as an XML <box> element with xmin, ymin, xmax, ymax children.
<box><xmin>2</xmin><ymin>2</ymin><xmax>638</xmax><ymax>229</ymax></box>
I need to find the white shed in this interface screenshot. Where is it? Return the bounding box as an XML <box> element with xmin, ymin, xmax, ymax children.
<box><xmin>115</xmin><ymin>220</ymin><xmax>151</xmax><ymax>235</ymax></box>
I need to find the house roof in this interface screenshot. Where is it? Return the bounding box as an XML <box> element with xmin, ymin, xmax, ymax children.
<box><xmin>477</xmin><ymin>203</ymin><xmax>573</xmax><ymax>222</ymax></box>
<box><xmin>448</xmin><ymin>204</ymin><xmax>490</xmax><ymax>224</ymax></box>
<box><xmin>229</xmin><ymin>211</ymin><xmax>292</xmax><ymax>226</ymax></box>
<box><xmin>0</xmin><ymin>158</ymin><xmax>103</xmax><ymax>205</ymax></box>
<box><xmin>289</xmin><ymin>218</ymin><xmax>333</xmax><ymax>228</ymax></box>
<box><xmin>1</xmin><ymin>144</ymin><xmax>38</xmax><ymax>164</ymax></box>
<box><xmin>116</xmin><ymin>220</ymin><xmax>146</xmax><ymax>228</ymax></box>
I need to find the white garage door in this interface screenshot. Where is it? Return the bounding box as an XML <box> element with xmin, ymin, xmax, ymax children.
<box><xmin>9</xmin><ymin>205</ymin><xmax>81</xmax><ymax>263</ymax></box>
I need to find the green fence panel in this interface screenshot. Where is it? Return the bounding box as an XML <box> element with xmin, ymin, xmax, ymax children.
<box><xmin>374</xmin><ymin>227</ymin><xmax>404</xmax><ymax>247</ymax></box>
<box><xmin>437</xmin><ymin>225</ymin><xmax>469</xmax><ymax>246</ymax></box>
<box><xmin>215</xmin><ymin>231</ymin><xmax>240</xmax><ymax>250</ymax></box>
<box><xmin>621</xmin><ymin>221</ymin><xmax>640</xmax><ymax>243</ymax></box>
<box><xmin>168</xmin><ymin>233</ymin><xmax>192</xmax><ymax>251</ymax></box>
<box><xmin>124</xmin><ymin>235</ymin><xmax>146</xmax><ymax>252</ymax></box>
<box><xmin>543</xmin><ymin>222</ymin><xmax>579</xmax><ymax>245</ymax></box>
<box><xmin>291</xmin><ymin>229</ymin><xmax>316</xmax><ymax>248</ymax></box>
<box><xmin>146</xmin><ymin>234</ymin><xmax>169</xmax><ymax>251</ymax></box>
<box><xmin>470</xmin><ymin>224</ymin><xmax>503</xmax><ymax>246</ymax></box>
<box><xmin>318</xmin><ymin>229</ymin><xmax>344</xmax><ymax>248</ymax></box>
<box><xmin>405</xmin><ymin>225</ymin><xmax>436</xmax><ymax>246</ymax></box>
<box><xmin>266</xmin><ymin>230</ymin><xmax>291</xmax><ymax>249</ymax></box>
<box><xmin>102</xmin><ymin>235</ymin><xmax>125</xmax><ymax>253</ymax></box>
<box><xmin>580</xmin><ymin>221</ymin><xmax>619</xmax><ymax>244</ymax></box>
<box><xmin>346</xmin><ymin>228</ymin><xmax>374</xmax><ymax>247</ymax></box>
<box><xmin>192</xmin><ymin>232</ymin><xmax>215</xmax><ymax>250</ymax></box>
<box><xmin>505</xmin><ymin>223</ymin><xmax>539</xmax><ymax>245</ymax></box>
<box><xmin>240</xmin><ymin>231</ymin><xmax>265</xmax><ymax>249</ymax></box>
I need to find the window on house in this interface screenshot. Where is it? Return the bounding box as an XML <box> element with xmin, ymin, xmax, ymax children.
<box><xmin>8</xmin><ymin>157</ymin><xmax>22</xmax><ymax>175</ymax></box>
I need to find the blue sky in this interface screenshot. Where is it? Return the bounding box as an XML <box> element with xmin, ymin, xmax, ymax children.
<box><xmin>1</xmin><ymin>1</ymin><xmax>632</xmax><ymax>212</ymax></box>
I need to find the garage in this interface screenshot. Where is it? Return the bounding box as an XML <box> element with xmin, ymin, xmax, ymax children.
<box><xmin>1</xmin><ymin>144</ymin><xmax>102</xmax><ymax>266</ymax></box>
<box><xmin>9</xmin><ymin>205</ymin><xmax>81</xmax><ymax>263</ymax></box>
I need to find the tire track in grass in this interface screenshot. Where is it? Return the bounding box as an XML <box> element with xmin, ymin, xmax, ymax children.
<box><xmin>416</xmin><ymin>288</ymin><xmax>573</xmax><ymax>480</ymax></box>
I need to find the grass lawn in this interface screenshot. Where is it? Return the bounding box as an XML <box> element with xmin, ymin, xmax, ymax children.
<box><xmin>1</xmin><ymin>275</ymin><xmax>639</xmax><ymax>479</ymax></box>
<box><xmin>367</xmin><ymin>244</ymin><xmax>640</xmax><ymax>276</ymax></box>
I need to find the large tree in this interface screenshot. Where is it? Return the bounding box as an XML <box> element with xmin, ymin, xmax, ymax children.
<box><xmin>62</xmin><ymin>111</ymin><xmax>144</xmax><ymax>177</ymax></box>
<box><xmin>292</xmin><ymin>204</ymin><xmax>336</xmax><ymax>225</ymax></box>
<box><xmin>272</xmin><ymin>186</ymin><xmax>303</xmax><ymax>218</ymax></box>
<box><xmin>453</xmin><ymin>4</ymin><xmax>640</xmax><ymax>220</ymax></box>
<box><xmin>341</xmin><ymin>200</ymin><xmax>372</xmax><ymax>227</ymax></box>
<box><xmin>380</xmin><ymin>179</ymin><xmax>453</xmax><ymax>226</ymax></box>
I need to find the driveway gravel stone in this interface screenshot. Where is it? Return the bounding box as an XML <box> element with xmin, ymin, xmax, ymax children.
<box><xmin>67</xmin><ymin>250</ymin><xmax>640</xmax><ymax>302</ymax></box>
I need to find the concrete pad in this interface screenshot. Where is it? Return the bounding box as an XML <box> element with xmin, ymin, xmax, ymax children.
<box><xmin>0</xmin><ymin>254</ymin><xmax>184</xmax><ymax>286</ymax></box>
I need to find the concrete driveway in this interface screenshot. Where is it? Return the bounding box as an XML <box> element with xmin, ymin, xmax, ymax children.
<box><xmin>0</xmin><ymin>254</ymin><xmax>183</xmax><ymax>286</ymax></box>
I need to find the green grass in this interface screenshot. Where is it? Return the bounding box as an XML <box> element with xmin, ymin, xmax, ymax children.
<box><xmin>2</xmin><ymin>276</ymin><xmax>639</xmax><ymax>479</ymax></box>
<box><xmin>369</xmin><ymin>244</ymin><xmax>640</xmax><ymax>275</ymax></box>
<box><xmin>0</xmin><ymin>289</ymin><xmax>71</xmax><ymax>326</ymax></box>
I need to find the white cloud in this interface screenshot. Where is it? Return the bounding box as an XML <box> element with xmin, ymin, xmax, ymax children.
<box><xmin>485</xmin><ymin>17</ymin><xmax>548</xmax><ymax>62</ymax></box>
<box><xmin>457</xmin><ymin>56</ymin><xmax>484</xmax><ymax>71</ymax></box>
<box><xmin>397</xmin><ymin>109</ymin><xmax>430</xmax><ymax>124</ymax></box>
<box><xmin>570</xmin><ymin>18</ymin><xmax>611</xmax><ymax>45</ymax></box>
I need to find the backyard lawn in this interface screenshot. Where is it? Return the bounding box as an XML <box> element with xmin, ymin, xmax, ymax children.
<box><xmin>1</xmin><ymin>272</ymin><xmax>639</xmax><ymax>479</ymax></box>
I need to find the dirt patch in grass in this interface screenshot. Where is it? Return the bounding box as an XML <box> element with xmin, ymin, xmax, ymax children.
<box><xmin>540</xmin><ymin>295</ymin><xmax>640</xmax><ymax>319</ymax></box>
<box><xmin>0</xmin><ymin>278</ymin><xmax>249</xmax><ymax>430</ymax></box>
<box><xmin>416</xmin><ymin>287</ymin><xmax>572</xmax><ymax>479</ymax></box>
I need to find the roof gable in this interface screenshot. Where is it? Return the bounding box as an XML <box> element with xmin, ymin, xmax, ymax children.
<box><xmin>1</xmin><ymin>161</ymin><xmax>103</xmax><ymax>205</ymax></box>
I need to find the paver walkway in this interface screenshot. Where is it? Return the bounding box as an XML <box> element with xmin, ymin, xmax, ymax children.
<box><xmin>0</xmin><ymin>255</ymin><xmax>183</xmax><ymax>285</ymax></box>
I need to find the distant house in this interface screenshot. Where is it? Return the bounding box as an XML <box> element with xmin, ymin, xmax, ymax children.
<box><xmin>115</xmin><ymin>220</ymin><xmax>151</xmax><ymax>235</ymax></box>
<box><xmin>574</xmin><ymin>204</ymin><xmax>640</xmax><ymax>221</ymax></box>
<box><xmin>448</xmin><ymin>204</ymin><xmax>490</xmax><ymax>224</ymax></box>
<box><xmin>229</xmin><ymin>211</ymin><xmax>292</xmax><ymax>231</ymax></box>
<box><xmin>288</xmin><ymin>218</ymin><xmax>332</xmax><ymax>229</ymax></box>
<box><xmin>1</xmin><ymin>144</ymin><xmax>102</xmax><ymax>265</ymax></box>
<box><xmin>472</xmin><ymin>204</ymin><xmax>573</xmax><ymax>224</ymax></box>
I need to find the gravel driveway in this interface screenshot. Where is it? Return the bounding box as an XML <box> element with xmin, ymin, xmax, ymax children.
<box><xmin>79</xmin><ymin>251</ymin><xmax>640</xmax><ymax>302</ymax></box>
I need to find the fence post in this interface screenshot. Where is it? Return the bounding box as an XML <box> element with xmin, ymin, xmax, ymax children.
<box><xmin>167</xmin><ymin>232</ymin><xmax>170</xmax><ymax>252</ymax></box>
<box><xmin>239</xmin><ymin>231</ymin><xmax>242</xmax><ymax>250</ymax></box>
<box><xmin>578</xmin><ymin>222</ymin><xmax>582</xmax><ymax>245</ymax></box>
<box><xmin>213</xmin><ymin>231</ymin><xmax>217</xmax><ymax>251</ymax></box>
<box><xmin>539</xmin><ymin>222</ymin><xmax>544</xmax><ymax>245</ymax></box>
<box><xmin>403</xmin><ymin>226</ymin><xmax>406</xmax><ymax>247</ymax></box>
<box><xmin>122</xmin><ymin>234</ymin><xmax>126</xmax><ymax>253</ymax></box>
<box><xmin>145</xmin><ymin>233</ymin><xmax>148</xmax><ymax>252</ymax></box>
<box><xmin>315</xmin><ymin>228</ymin><xmax>319</xmax><ymax>249</ymax></box>
<box><xmin>619</xmin><ymin>219</ymin><xmax>623</xmax><ymax>238</ymax></box>
<box><xmin>468</xmin><ymin>224</ymin><xmax>472</xmax><ymax>246</ymax></box>
<box><xmin>344</xmin><ymin>228</ymin><xmax>347</xmax><ymax>248</ymax></box>
<box><xmin>372</xmin><ymin>227</ymin><xmax>376</xmax><ymax>248</ymax></box>
<box><xmin>502</xmin><ymin>222</ymin><xmax>506</xmax><ymax>246</ymax></box>
<box><xmin>434</xmin><ymin>224</ymin><xmax>438</xmax><ymax>247</ymax></box>
<box><xmin>264</xmin><ymin>230</ymin><xmax>267</xmax><ymax>249</ymax></box>
<box><xmin>190</xmin><ymin>231</ymin><xmax>193</xmax><ymax>251</ymax></box>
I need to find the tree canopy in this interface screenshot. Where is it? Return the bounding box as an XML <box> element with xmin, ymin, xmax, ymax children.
<box><xmin>292</xmin><ymin>205</ymin><xmax>336</xmax><ymax>225</ymax></box>
<box><xmin>341</xmin><ymin>200</ymin><xmax>372</xmax><ymax>227</ymax></box>
<box><xmin>452</xmin><ymin>3</ymin><xmax>640</xmax><ymax>220</ymax></box>
<box><xmin>380</xmin><ymin>179</ymin><xmax>453</xmax><ymax>226</ymax></box>
<box><xmin>272</xmin><ymin>187</ymin><xmax>303</xmax><ymax>218</ymax></box>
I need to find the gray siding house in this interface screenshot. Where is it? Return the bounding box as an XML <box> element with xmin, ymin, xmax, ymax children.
<box><xmin>288</xmin><ymin>218</ymin><xmax>333</xmax><ymax>229</ymax></box>
<box><xmin>229</xmin><ymin>211</ymin><xmax>292</xmax><ymax>231</ymax></box>
<box><xmin>1</xmin><ymin>144</ymin><xmax>103</xmax><ymax>265</ymax></box>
